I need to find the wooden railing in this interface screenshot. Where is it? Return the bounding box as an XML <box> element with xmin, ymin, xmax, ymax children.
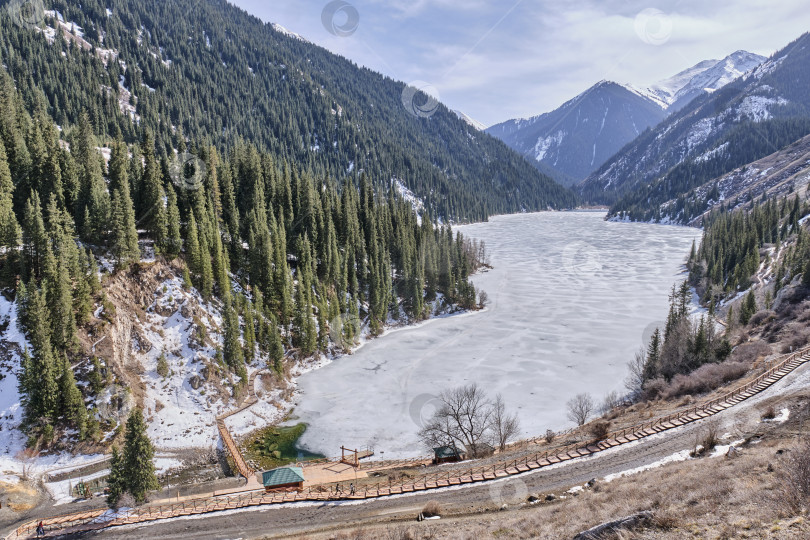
<box><xmin>9</xmin><ymin>346</ymin><xmax>809</xmax><ymax>539</ymax></box>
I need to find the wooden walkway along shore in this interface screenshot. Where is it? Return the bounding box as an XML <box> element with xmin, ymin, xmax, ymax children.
<box><xmin>8</xmin><ymin>345</ymin><xmax>810</xmax><ymax>539</ymax></box>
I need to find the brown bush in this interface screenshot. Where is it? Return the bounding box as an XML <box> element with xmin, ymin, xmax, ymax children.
<box><xmin>729</xmin><ymin>341</ymin><xmax>771</xmax><ymax>365</ymax></box>
<box><xmin>761</xmin><ymin>405</ymin><xmax>776</xmax><ymax>420</ymax></box>
<box><xmin>780</xmin><ymin>321</ymin><xmax>810</xmax><ymax>353</ymax></box>
<box><xmin>749</xmin><ymin>310</ymin><xmax>776</xmax><ymax>326</ymax></box>
<box><xmin>642</xmin><ymin>378</ymin><xmax>668</xmax><ymax>401</ymax></box>
<box><xmin>421</xmin><ymin>501</ymin><xmax>442</xmax><ymax>518</ymax></box>
<box><xmin>589</xmin><ymin>420</ymin><xmax>611</xmax><ymax>441</ymax></box>
<box><xmin>664</xmin><ymin>362</ymin><xmax>748</xmax><ymax>399</ymax></box>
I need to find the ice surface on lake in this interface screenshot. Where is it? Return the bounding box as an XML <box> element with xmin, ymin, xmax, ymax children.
<box><xmin>291</xmin><ymin>212</ymin><xmax>702</xmax><ymax>458</ymax></box>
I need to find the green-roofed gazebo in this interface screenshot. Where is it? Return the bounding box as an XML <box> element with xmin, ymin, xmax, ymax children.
<box><xmin>261</xmin><ymin>466</ymin><xmax>305</xmax><ymax>492</ymax></box>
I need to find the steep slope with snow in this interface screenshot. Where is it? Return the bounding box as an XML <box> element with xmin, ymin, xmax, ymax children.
<box><xmin>579</xmin><ymin>33</ymin><xmax>810</xmax><ymax>214</ymax></box>
<box><xmin>487</xmin><ymin>81</ymin><xmax>667</xmax><ymax>184</ymax></box>
<box><xmin>453</xmin><ymin>110</ymin><xmax>487</xmax><ymax>131</ymax></box>
<box><xmin>643</xmin><ymin>51</ymin><xmax>766</xmax><ymax>111</ymax></box>
<box><xmin>661</xmin><ymin>133</ymin><xmax>810</xmax><ymax>226</ymax></box>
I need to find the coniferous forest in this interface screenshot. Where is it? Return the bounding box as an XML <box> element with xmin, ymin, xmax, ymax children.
<box><xmin>0</xmin><ymin>0</ymin><xmax>577</xmax><ymax>224</ymax></box>
<box><xmin>0</xmin><ymin>58</ymin><xmax>488</xmax><ymax>445</ymax></box>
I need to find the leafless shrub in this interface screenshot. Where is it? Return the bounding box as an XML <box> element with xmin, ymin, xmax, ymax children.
<box><xmin>600</xmin><ymin>391</ymin><xmax>621</xmax><ymax>415</ymax></box>
<box><xmin>642</xmin><ymin>378</ymin><xmax>668</xmax><ymax>401</ymax></box>
<box><xmin>729</xmin><ymin>340</ymin><xmax>771</xmax><ymax>365</ymax></box>
<box><xmin>589</xmin><ymin>420</ymin><xmax>611</xmax><ymax>441</ymax></box>
<box><xmin>567</xmin><ymin>393</ymin><xmax>594</xmax><ymax>426</ymax></box>
<box><xmin>761</xmin><ymin>405</ymin><xmax>776</xmax><ymax>420</ymax></box>
<box><xmin>115</xmin><ymin>491</ymin><xmax>137</xmax><ymax>510</ymax></box>
<box><xmin>664</xmin><ymin>362</ymin><xmax>748</xmax><ymax>399</ymax></box>
<box><xmin>780</xmin><ymin>322</ymin><xmax>810</xmax><ymax>353</ymax></box>
<box><xmin>544</xmin><ymin>429</ymin><xmax>554</xmax><ymax>444</ymax></box>
<box><xmin>422</xmin><ymin>500</ymin><xmax>442</xmax><ymax>517</ymax></box>
<box><xmin>779</xmin><ymin>439</ymin><xmax>810</xmax><ymax>515</ymax></box>
<box><xmin>749</xmin><ymin>310</ymin><xmax>776</xmax><ymax>326</ymax></box>
<box><xmin>16</xmin><ymin>448</ymin><xmax>40</xmax><ymax>482</ymax></box>
<box><xmin>478</xmin><ymin>289</ymin><xmax>489</xmax><ymax>308</ymax></box>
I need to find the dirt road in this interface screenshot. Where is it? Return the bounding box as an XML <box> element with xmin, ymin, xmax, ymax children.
<box><xmin>62</xmin><ymin>361</ymin><xmax>808</xmax><ymax>540</ymax></box>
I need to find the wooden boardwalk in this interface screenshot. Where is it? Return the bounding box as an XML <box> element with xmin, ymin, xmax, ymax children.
<box><xmin>10</xmin><ymin>346</ymin><xmax>809</xmax><ymax>540</ymax></box>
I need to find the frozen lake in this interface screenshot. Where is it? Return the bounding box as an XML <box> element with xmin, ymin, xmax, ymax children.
<box><xmin>291</xmin><ymin>212</ymin><xmax>702</xmax><ymax>459</ymax></box>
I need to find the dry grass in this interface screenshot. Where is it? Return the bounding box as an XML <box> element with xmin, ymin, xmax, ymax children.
<box><xmin>293</xmin><ymin>397</ymin><xmax>810</xmax><ymax>540</ymax></box>
<box><xmin>0</xmin><ymin>480</ymin><xmax>39</xmax><ymax>512</ymax></box>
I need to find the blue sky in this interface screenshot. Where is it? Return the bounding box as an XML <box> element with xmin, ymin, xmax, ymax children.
<box><xmin>230</xmin><ymin>0</ymin><xmax>810</xmax><ymax>127</ymax></box>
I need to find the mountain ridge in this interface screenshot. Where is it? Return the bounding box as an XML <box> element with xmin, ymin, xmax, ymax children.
<box><xmin>579</xmin><ymin>33</ymin><xmax>810</xmax><ymax>221</ymax></box>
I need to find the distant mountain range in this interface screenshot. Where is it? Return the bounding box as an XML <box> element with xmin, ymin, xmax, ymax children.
<box><xmin>579</xmin><ymin>33</ymin><xmax>810</xmax><ymax>222</ymax></box>
<box><xmin>486</xmin><ymin>51</ymin><xmax>766</xmax><ymax>185</ymax></box>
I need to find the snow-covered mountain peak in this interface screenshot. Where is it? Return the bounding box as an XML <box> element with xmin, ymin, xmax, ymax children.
<box><xmin>644</xmin><ymin>51</ymin><xmax>765</xmax><ymax>110</ymax></box>
<box><xmin>271</xmin><ymin>22</ymin><xmax>308</xmax><ymax>43</ymax></box>
<box><xmin>453</xmin><ymin>110</ymin><xmax>487</xmax><ymax>131</ymax></box>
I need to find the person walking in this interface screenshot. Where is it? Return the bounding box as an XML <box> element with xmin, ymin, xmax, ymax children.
<box><xmin>350</xmin><ymin>482</ymin><xmax>355</xmax><ymax>495</ymax></box>
<box><xmin>36</xmin><ymin>521</ymin><xmax>45</xmax><ymax>537</ymax></box>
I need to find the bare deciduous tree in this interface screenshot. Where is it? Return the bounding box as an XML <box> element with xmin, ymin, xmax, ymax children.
<box><xmin>600</xmin><ymin>390</ymin><xmax>621</xmax><ymax>414</ymax></box>
<box><xmin>418</xmin><ymin>383</ymin><xmax>520</xmax><ymax>457</ymax></box>
<box><xmin>566</xmin><ymin>393</ymin><xmax>594</xmax><ymax>426</ymax></box>
<box><xmin>492</xmin><ymin>394</ymin><xmax>520</xmax><ymax>452</ymax></box>
<box><xmin>625</xmin><ymin>348</ymin><xmax>647</xmax><ymax>398</ymax></box>
<box><xmin>16</xmin><ymin>448</ymin><xmax>40</xmax><ymax>482</ymax></box>
<box><xmin>478</xmin><ymin>289</ymin><xmax>489</xmax><ymax>309</ymax></box>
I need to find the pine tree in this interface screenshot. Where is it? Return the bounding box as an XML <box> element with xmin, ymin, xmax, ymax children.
<box><xmin>0</xmin><ymin>140</ymin><xmax>20</xmax><ymax>254</ymax></box>
<box><xmin>242</xmin><ymin>298</ymin><xmax>256</xmax><ymax>363</ymax></box>
<box><xmin>644</xmin><ymin>328</ymin><xmax>661</xmax><ymax>381</ymax></box>
<box><xmin>21</xmin><ymin>191</ymin><xmax>47</xmax><ymax>280</ymax></box>
<box><xmin>110</xmin><ymin>190</ymin><xmax>140</xmax><ymax>268</ymax></box>
<box><xmin>106</xmin><ymin>446</ymin><xmax>124</xmax><ymax>507</ymax></box>
<box><xmin>23</xmin><ymin>285</ymin><xmax>59</xmax><ymax>424</ymax></box>
<box><xmin>59</xmin><ymin>355</ymin><xmax>87</xmax><ymax>439</ymax></box>
<box><xmin>164</xmin><ymin>186</ymin><xmax>182</xmax><ymax>258</ymax></box>
<box><xmin>75</xmin><ymin>113</ymin><xmax>110</xmax><ymax>243</ymax></box>
<box><xmin>739</xmin><ymin>290</ymin><xmax>757</xmax><ymax>325</ymax></box>
<box><xmin>108</xmin><ymin>141</ymin><xmax>140</xmax><ymax>268</ymax></box>
<box><xmin>199</xmin><ymin>236</ymin><xmax>214</xmax><ymax>300</ymax></box>
<box><xmin>185</xmin><ymin>211</ymin><xmax>201</xmax><ymax>277</ymax></box>
<box><xmin>43</xmin><ymin>245</ymin><xmax>78</xmax><ymax>352</ymax></box>
<box><xmin>140</xmin><ymin>133</ymin><xmax>167</xmax><ymax>244</ymax></box>
<box><xmin>222</xmin><ymin>297</ymin><xmax>244</xmax><ymax>371</ymax></box>
<box><xmin>121</xmin><ymin>408</ymin><xmax>159</xmax><ymax>504</ymax></box>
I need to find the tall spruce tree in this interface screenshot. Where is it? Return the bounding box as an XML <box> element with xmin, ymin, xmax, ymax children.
<box><xmin>0</xmin><ymin>140</ymin><xmax>20</xmax><ymax>254</ymax></box>
<box><xmin>58</xmin><ymin>355</ymin><xmax>87</xmax><ymax>439</ymax></box>
<box><xmin>121</xmin><ymin>408</ymin><xmax>159</xmax><ymax>504</ymax></box>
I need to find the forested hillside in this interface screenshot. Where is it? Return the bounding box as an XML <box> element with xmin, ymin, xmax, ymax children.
<box><xmin>579</xmin><ymin>32</ymin><xmax>810</xmax><ymax>221</ymax></box>
<box><xmin>0</xmin><ymin>0</ymin><xmax>577</xmax><ymax>223</ymax></box>
<box><xmin>0</xmin><ymin>62</ymin><xmax>488</xmax><ymax>448</ymax></box>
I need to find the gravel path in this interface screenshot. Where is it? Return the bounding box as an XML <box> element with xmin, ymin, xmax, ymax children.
<box><xmin>64</xmin><ymin>360</ymin><xmax>810</xmax><ymax>540</ymax></box>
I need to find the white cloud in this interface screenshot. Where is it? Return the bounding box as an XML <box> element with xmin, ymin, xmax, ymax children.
<box><xmin>231</xmin><ymin>0</ymin><xmax>810</xmax><ymax>126</ymax></box>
